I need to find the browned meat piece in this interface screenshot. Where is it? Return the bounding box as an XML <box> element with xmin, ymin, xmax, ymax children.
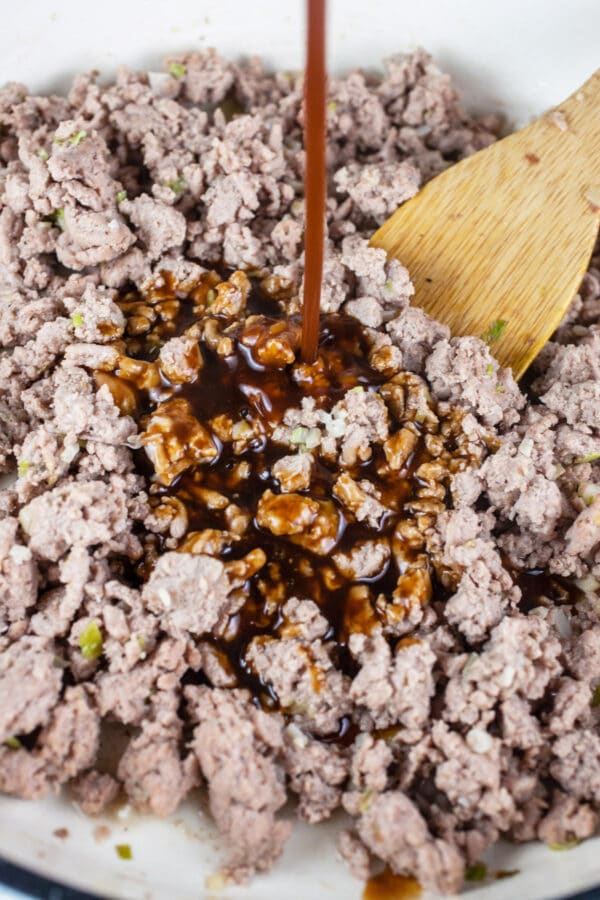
<box><xmin>0</xmin><ymin>636</ymin><xmax>62</xmax><ymax>741</ymax></box>
<box><xmin>185</xmin><ymin>686</ymin><xmax>291</xmax><ymax>883</ymax></box>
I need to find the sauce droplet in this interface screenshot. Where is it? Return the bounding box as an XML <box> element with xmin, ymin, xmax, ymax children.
<box><xmin>301</xmin><ymin>0</ymin><xmax>327</xmax><ymax>364</ymax></box>
<box><xmin>363</xmin><ymin>869</ymin><xmax>422</xmax><ymax>900</ymax></box>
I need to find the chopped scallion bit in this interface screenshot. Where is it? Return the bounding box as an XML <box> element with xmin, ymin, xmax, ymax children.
<box><xmin>4</xmin><ymin>736</ymin><xmax>21</xmax><ymax>750</ymax></box>
<box><xmin>168</xmin><ymin>62</ymin><xmax>186</xmax><ymax>79</ymax></box>
<box><xmin>495</xmin><ymin>383</ymin><xmax>506</xmax><ymax>393</ymax></box>
<box><xmin>206</xmin><ymin>289</ymin><xmax>217</xmax><ymax>304</ymax></box>
<box><xmin>482</xmin><ymin>318</ymin><xmax>508</xmax><ymax>342</ymax></box>
<box><xmin>358</xmin><ymin>790</ymin><xmax>372</xmax><ymax>813</ymax></box>
<box><xmin>79</xmin><ymin>621</ymin><xmax>103</xmax><ymax>660</ymax></box>
<box><xmin>167</xmin><ymin>176</ymin><xmax>185</xmax><ymax>195</ymax></box>
<box><xmin>578</xmin><ymin>482</ymin><xmax>600</xmax><ymax>506</ymax></box>
<box><xmin>116</xmin><ymin>190</ymin><xmax>127</xmax><ymax>203</ymax></box>
<box><xmin>52</xmin><ymin>208</ymin><xmax>65</xmax><ymax>230</ymax></box>
<box><xmin>68</xmin><ymin>129</ymin><xmax>87</xmax><ymax>146</ymax></box>
<box><xmin>290</xmin><ymin>426</ymin><xmax>307</xmax><ymax>445</ymax></box>
<box><xmin>115</xmin><ymin>844</ymin><xmax>132</xmax><ymax>860</ymax></box>
<box><xmin>548</xmin><ymin>840</ymin><xmax>579</xmax><ymax>851</ymax></box>
<box><xmin>384</xmin><ymin>279</ymin><xmax>394</xmax><ymax>293</ymax></box>
<box><xmin>37</xmin><ymin>148</ymin><xmax>49</xmax><ymax>160</ymax></box>
<box><xmin>465</xmin><ymin>862</ymin><xmax>488</xmax><ymax>881</ymax></box>
<box><xmin>17</xmin><ymin>460</ymin><xmax>30</xmax><ymax>478</ymax></box>
<box><xmin>327</xmin><ymin>100</ymin><xmax>338</xmax><ymax>112</ymax></box>
<box><xmin>575</xmin><ymin>452</ymin><xmax>600</xmax><ymax>465</ymax></box>
<box><xmin>486</xmin><ymin>362</ymin><xmax>494</xmax><ymax>375</ymax></box>
<box><xmin>289</xmin><ymin>426</ymin><xmax>321</xmax><ymax>451</ymax></box>
<box><xmin>71</xmin><ymin>312</ymin><xmax>84</xmax><ymax>329</ymax></box>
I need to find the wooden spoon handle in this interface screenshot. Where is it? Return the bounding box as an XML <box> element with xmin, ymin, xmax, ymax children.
<box><xmin>370</xmin><ymin>67</ymin><xmax>600</xmax><ymax>379</ymax></box>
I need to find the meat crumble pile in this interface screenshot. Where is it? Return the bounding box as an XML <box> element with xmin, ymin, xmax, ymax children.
<box><xmin>1</xmin><ymin>49</ymin><xmax>600</xmax><ymax>894</ymax></box>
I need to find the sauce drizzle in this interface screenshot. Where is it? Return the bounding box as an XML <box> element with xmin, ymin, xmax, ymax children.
<box><xmin>103</xmin><ymin>270</ymin><xmax>505</xmax><ymax>730</ymax></box>
<box><xmin>301</xmin><ymin>0</ymin><xmax>327</xmax><ymax>363</ymax></box>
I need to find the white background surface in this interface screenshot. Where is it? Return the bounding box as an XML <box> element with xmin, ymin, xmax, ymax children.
<box><xmin>2</xmin><ymin>0</ymin><xmax>600</xmax><ymax>123</ymax></box>
<box><xmin>0</xmin><ymin>1</ymin><xmax>599</xmax><ymax>898</ymax></box>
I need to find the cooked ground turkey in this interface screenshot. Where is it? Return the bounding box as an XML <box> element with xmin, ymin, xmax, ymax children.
<box><xmin>1</xmin><ymin>48</ymin><xmax>600</xmax><ymax>894</ymax></box>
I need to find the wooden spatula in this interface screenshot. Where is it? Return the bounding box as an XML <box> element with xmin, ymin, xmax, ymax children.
<box><xmin>371</xmin><ymin>70</ymin><xmax>600</xmax><ymax>377</ymax></box>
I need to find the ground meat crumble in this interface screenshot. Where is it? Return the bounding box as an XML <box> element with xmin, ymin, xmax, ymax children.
<box><xmin>1</xmin><ymin>48</ymin><xmax>600</xmax><ymax>894</ymax></box>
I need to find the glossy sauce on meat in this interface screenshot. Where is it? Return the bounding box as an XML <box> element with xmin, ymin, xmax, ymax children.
<box><xmin>100</xmin><ymin>270</ymin><xmax>482</xmax><ymax>730</ymax></box>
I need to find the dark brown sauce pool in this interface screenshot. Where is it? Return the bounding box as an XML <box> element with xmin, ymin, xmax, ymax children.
<box><xmin>142</xmin><ymin>305</ymin><xmax>428</xmax><ymax>727</ymax></box>
<box><xmin>363</xmin><ymin>869</ymin><xmax>422</xmax><ymax>900</ymax></box>
<box><xmin>106</xmin><ymin>270</ymin><xmax>580</xmax><ymax>733</ymax></box>
<box><xmin>107</xmin><ymin>272</ymin><xmax>451</xmax><ymax>728</ymax></box>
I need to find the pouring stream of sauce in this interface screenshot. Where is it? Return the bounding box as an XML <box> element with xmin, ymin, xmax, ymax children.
<box><xmin>301</xmin><ymin>0</ymin><xmax>327</xmax><ymax>363</ymax></box>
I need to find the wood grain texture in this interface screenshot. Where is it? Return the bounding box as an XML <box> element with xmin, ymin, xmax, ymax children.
<box><xmin>371</xmin><ymin>69</ymin><xmax>600</xmax><ymax>377</ymax></box>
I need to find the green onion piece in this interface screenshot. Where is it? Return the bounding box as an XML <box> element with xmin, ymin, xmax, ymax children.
<box><xmin>358</xmin><ymin>790</ymin><xmax>372</xmax><ymax>813</ymax></box>
<box><xmin>79</xmin><ymin>621</ymin><xmax>103</xmax><ymax>660</ymax></box>
<box><xmin>327</xmin><ymin>100</ymin><xmax>338</xmax><ymax>112</ymax></box>
<box><xmin>290</xmin><ymin>426</ymin><xmax>308</xmax><ymax>445</ymax></box>
<box><xmin>37</xmin><ymin>148</ymin><xmax>49</xmax><ymax>160</ymax></box>
<box><xmin>167</xmin><ymin>176</ymin><xmax>185</xmax><ymax>195</ymax></box>
<box><xmin>5</xmin><ymin>736</ymin><xmax>22</xmax><ymax>750</ymax></box>
<box><xmin>578</xmin><ymin>482</ymin><xmax>600</xmax><ymax>506</ymax></box>
<box><xmin>482</xmin><ymin>319</ymin><xmax>508</xmax><ymax>342</ymax></box>
<box><xmin>68</xmin><ymin>129</ymin><xmax>87</xmax><ymax>146</ymax></box>
<box><xmin>384</xmin><ymin>279</ymin><xmax>394</xmax><ymax>293</ymax></box>
<box><xmin>115</xmin><ymin>844</ymin><xmax>132</xmax><ymax>860</ymax></box>
<box><xmin>116</xmin><ymin>190</ymin><xmax>127</xmax><ymax>203</ymax></box>
<box><xmin>548</xmin><ymin>840</ymin><xmax>579</xmax><ymax>851</ymax></box>
<box><xmin>592</xmin><ymin>685</ymin><xmax>600</xmax><ymax>707</ymax></box>
<box><xmin>17</xmin><ymin>460</ymin><xmax>30</xmax><ymax>478</ymax></box>
<box><xmin>206</xmin><ymin>289</ymin><xmax>217</xmax><ymax>304</ymax></box>
<box><xmin>71</xmin><ymin>312</ymin><xmax>84</xmax><ymax>328</ymax></box>
<box><xmin>168</xmin><ymin>62</ymin><xmax>186</xmax><ymax>79</ymax></box>
<box><xmin>465</xmin><ymin>862</ymin><xmax>488</xmax><ymax>881</ymax></box>
<box><xmin>575</xmin><ymin>452</ymin><xmax>600</xmax><ymax>465</ymax></box>
<box><xmin>486</xmin><ymin>363</ymin><xmax>494</xmax><ymax>375</ymax></box>
<box><xmin>495</xmin><ymin>383</ymin><xmax>506</xmax><ymax>393</ymax></box>
<box><xmin>52</xmin><ymin>208</ymin><xmax>65</xmax><ymax>230</ymax></box>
